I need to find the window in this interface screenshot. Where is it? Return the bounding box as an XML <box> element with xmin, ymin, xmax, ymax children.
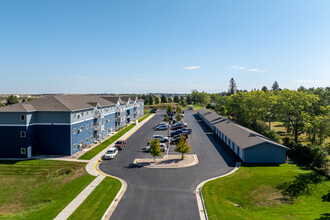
<box><xmin>91</xmin><ymin>136</ymin><xmax>94</xmax><ymax>140</ymax></box>
<box><xmin>80</xmin><ymin>126</ymin><xmax>84</xmax><ymax>131</ymax></box>
<box><xmin>21</xmin><ymin>148</ymin><xmax>26</xmax><ymax>154</ymax></box>
<box><xmin>81</xmin><ymin>112</ymin><xmax>84</xmax><ymax>116</ymax></box>
<box><xmin>73</xmin><ymin>113</ymin><xmax>76</xmax><ymax>118</ymax></box>
<box><xmin>73</xmin><ymin>144</ymin><xmax>77</xmax><ymax>150</ymax></box>
<box><xmin>86</xmin><ymin>138</ymin><xmax>89</xmax><ymax>143</ymax></box>
<box><xmin>20</xmin><ymin>131</ymin><xmax>26</xmax><ymax>138</ymax></box>
<box><xmin>86</xmin><ymin>111</ymin><xmax>89</xmax><ymax>115</ymax></box>
<box><xmin>73</xmin><ymin>128</ymin><xmax>77</xmax><ymax>134</ymax></box>
<box><xmin>20</xmin><ymin>114</ymin><xmax>25</xmax><ymax>121</ymax></box>
<box><xmin>86</xmin><ymin>124</ymin><xmax>89</xmax><ymax>129</ymax></box>
<box><xmin>91</xmin><ymin>123</ymin><xmax>93</xmax><ymax>128</ymax></box>
<box><xmin>80</xmin><ymin>140</ymin><xmax>84</xmax><ymax>145</ymax></box>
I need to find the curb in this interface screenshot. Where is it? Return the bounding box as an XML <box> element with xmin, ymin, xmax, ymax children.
<box><xmin>133</xmin><ymin>154</ymin><xmax>199</xmax><ymax>169</ymax></box>
<box><xmin>195</xmin><ymin>162</ymin><xmax>241</xmax><ymax>220</ymax></box>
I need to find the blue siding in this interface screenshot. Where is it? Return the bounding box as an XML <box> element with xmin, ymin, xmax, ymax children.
<box><xmin>244</xmin><ymin>143</ymin><xmax>287</xmax><ymax>163</ymax></box>
<box><xmin>71</xmin><ymin>119</ymin><xmax>94</xmax><ymax>154</ymax></box>
<box><xmin>0</xmin><ymin>126</ymin><xmax>28</xmax><ymax>158</ymax></box>
<box><xmin>35</xmin><ymin>125</ymin><xmax>71</xmax><ymax>155</ymax></box>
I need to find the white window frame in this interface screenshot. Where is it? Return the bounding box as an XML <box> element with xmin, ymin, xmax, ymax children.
<box><xmin>20</xmin><ymin>131</ymin><xmax>26</xmax><ymax>138</ymax></box>
<box><xmin>21</xmin><ymin>148</ymin><xmax>26</xmax><ymax>154</ymax></box>
<box><xmin>91</xmin><ymin>123</ymin><xmax>93</xmax><ymax>128</ymax></box>
<box><xmin>86</xmin><ymin>138</ymin><xmax>89</xmax><ymax>143</ymax></box>
<box><xmin>73</xmin><ymin>128</ymin><xmax>77</xmax><ymax>134</ymax></box>
<box><xmin>73</xmin><ymin>144</ymin><xmax>77</xmax><ymax>150</ymax></box>
<box><xmin>86</xmin><ymin>124</ymin><xmax>89</xmax><ymax>129</ymax></box>
<box><xmin>80</xmin><ymin>126</ymin><xmax>84</xmax><ymax>131</ymax></box>
<box><xmin>73</xmin><ymin>113</ymin><xmax>76</xmax><ymax>118</ymax></box>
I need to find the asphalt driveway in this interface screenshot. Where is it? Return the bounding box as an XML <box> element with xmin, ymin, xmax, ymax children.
<box><xmin>99</xmin><ymin>110</ymin><xmax>238</xmax><ymax>220</ymax></box>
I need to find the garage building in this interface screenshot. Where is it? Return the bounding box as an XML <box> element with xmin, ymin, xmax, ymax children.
<box><xmin>197</xmin><ymin>108</ymin><xmax>289</xmax><ymax>163</ymax></box>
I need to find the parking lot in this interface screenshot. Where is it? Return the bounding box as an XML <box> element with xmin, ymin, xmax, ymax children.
<box><xmin>100</xmin><ymin>109</ymin><xmax>238</xmax><ymax>220</ymax></box>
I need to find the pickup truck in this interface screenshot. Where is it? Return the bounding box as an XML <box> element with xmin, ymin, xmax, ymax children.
<box><xmin>114</xmin><ymin>140</ymin><xmax>126</xmax><ymax>150</ymax></box>
<box><xmin>170</xmin><ymin>129</ymin><xmax>191</xmax><ymax>137</ymax></box>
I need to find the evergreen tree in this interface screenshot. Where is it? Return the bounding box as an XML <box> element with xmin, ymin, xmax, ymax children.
<box><xmin>261</xmin><ymin>86</ymin><xmax>268</xmax><ymax>92</ymax></box>
<box><xmin>228</xmin><ymin>78</ymin><xmax>237</xmax><ymax>95</ymax></box>
<box><xmin>186</xmin><ymin>95</ymin><xmax>192</xmax><ymax>104</ymax></box>
<box><xmin>180</xmin><ymin>96</ymin><xmax>186</xmax><ymax>105</ymax></box>
<box><xmin>271</xmin><ymin>81</ymin><xmax>280</xmax><ymax>91</ymax></box>
<box><xmin>161</xmin><ymin>94</ymin><xmax>167</xmax><ymax>103</ymax></box>
<box><xmin>155</xmin><ymin>96</ymin><xmax>160</xmax><ymax>104</ymax></box>
<box><xmin>148</xmin><ymin>95</ymin><xmax>153</xmax><ymax>105</ymax></box>
<box><xmin>174</xmin><ymin>95</ymin><xmax>180</xmax><ymax>103</ymax></box>
<box><xmin>168</xmin><ymin>97</ymin><xmax>173</xmax><ymax>103</ymax></box>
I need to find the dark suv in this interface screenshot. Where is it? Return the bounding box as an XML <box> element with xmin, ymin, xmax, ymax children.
<box><xmin>114</xmin><ymin>140</ymin><xmax>126</xmax><ymax>150</ymax></box>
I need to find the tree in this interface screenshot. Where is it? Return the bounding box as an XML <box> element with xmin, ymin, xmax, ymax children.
<box><xmin>167</xmin><ymin>105</ymin><xmax>173</xmax><ymax>114</ymax></box>
<box><xmin>276</xmin><ymin>90</ymin><xmax>319</xmax><ymax>143</ymax></box>
<box><xmin>142</xmin><ymin>95</ymin><xmax>149</xmax><ymax>105</ymax></box>
<box><xmin>271</xmin><ymin>81</ymin><xmax>280</xmax><ymax>91</ymax></box>
<box><xmin>164</xmin><ymin>114</ymin><xmax>169</xmax><ymax>121</ymax></box>
<box><xmin>228</xmin><ymin>78</ymin><xmax>237</xmax><ymax>95</ymax></box>
<box><xmin>161</xmin><ymin>95</ymin><xmax>167</xmax><ymax>103</ymax></box>
<box><xmin>305</xmin><ymin>114</ymin><xmax>330</xmax><ymax>145</ymax></box>
<box><xmin>174</xmin><ymin>95</ymin><xmax>180</xmax><ymax>103</ymax></box>
<box><xmin>186</xmin><ymin>95</ymin><xmax>192</xmax><ymax>104</ymax></box>
<box><xmin>176</xmin><ymin>106</ymin><xmax>182</xmax><ymax>114</ymax></box>
<box><xmin>261</xmin><ymin>86</ymin><xmax>268</xmax><ymax>92</ymax></box>
<box><xmin>180</xmin><ymin>96</ymin><xmax>186</xmax><ymax>106</ymax></box>
<box><xmin>176</xmin><ymin>114</ymin><xmax>183</xmax><ymax>121</ymax></box>
<box><xmin>149</xmin><ymin>139</ymin><xmax>162</xmax><ymax>162</ymax></box>
<box><xmin>175</xmin><ymin>135</ymin><xmax>191</xmax><ymax>159</ymax></box>
<box><xmin>148</xmin><ymin>95</ymin><xmax>154</xmax><ymax>105</ymax></box>
<box><xmin>155</xmin><ymin>96</ymin><xmax>160</xmax><ymax>104</ymax></box>
<box><xmin>6</xmin><ymin>95</ymin><xmax>19</xmax><ymax>105</ymax></box>
<box><xmin>168</xmin><ymin>97</ymin><xmax>173</xmax><ymax>103</ymax></box>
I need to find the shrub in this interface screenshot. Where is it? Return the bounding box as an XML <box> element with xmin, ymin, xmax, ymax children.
<box><xmin>176</xmin><ymin>114</ymin><xmax>183</xmax><ymax>121</ymax></box>
<box><xmin>164</xmin><ymin>114</ymin><xmax>169</xmax><ymax>121</ymax></box>
<box><xmin>309</xmin><ymin>145</ymin><xmax>328</xmax><ymax>169</ymax></box>
<box><xmin>263</xmin><ymin>129</ymin><xmax>280</xmax><ymax>142</ymax></box>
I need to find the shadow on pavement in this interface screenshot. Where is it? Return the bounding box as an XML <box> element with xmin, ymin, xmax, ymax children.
<box><xmin>192</xmin><ymin>114</ymin><xmax>240</xmax><ymax>167</ymax></box>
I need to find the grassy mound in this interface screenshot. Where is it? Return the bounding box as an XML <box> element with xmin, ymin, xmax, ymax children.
<box><xmin>203</xmin><ymin>163</ymin><xmax>330</xmax><ymax>220</ymax></box>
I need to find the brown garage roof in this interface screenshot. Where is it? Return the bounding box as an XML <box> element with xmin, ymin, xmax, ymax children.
<box><xmin>197</xmin><ymin>108</ymin><xmax>289</xmax><ymax>150</ymax></box>
<box><xmin>0</xmin><ymin>95</ymin><xmax>139</xmax><ymax>112</ymax></box>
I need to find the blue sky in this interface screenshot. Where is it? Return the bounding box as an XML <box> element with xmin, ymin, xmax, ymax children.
<box><xmin>0</xmin><ymin>0</ymin><xmax>329</xmax><ymax>94</ymax></box>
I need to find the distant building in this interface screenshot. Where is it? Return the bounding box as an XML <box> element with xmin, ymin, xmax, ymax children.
<box><xmin>197</xmin><ymin>108</ymin><xmax>289</xmax><ymax>163</ymax></box>
<box><xmin>0</xmin><ymin>95</ymin><xmax>144</xmax><ymax>158</ymax></box>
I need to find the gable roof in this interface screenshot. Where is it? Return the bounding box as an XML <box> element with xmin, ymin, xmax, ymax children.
<box><xmin>0</xmin><ymin>95</ymin><xmax>139</xmax><ymax>112</ymax></box>
<box><xmin>197</xmin><ymin>108</ymin><xmax>289</xmax><ymax>150</ymax></box>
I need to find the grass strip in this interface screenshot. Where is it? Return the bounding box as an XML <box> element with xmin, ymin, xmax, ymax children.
<box><xmin>68</xmin><ymin>177</ymin><xmax>121</xmax><ymax>220</ymax></box>
<box><xmin>78</xmin><ymin>124</ymin><xmax>136</xmax><ymax>160</ymax></box>
<box><xmin>202</xmin><ymin>163</ymin><xmax>330</xmax><ymax>220</ymax></box>
<box><xmin>138</xmin><ymin>112</ymin><xmax>151</xmax><ymax>123</ymax></box>
<box><xmin>0</xmin><ymin>160</ymin><xmax>95</xmax><ymax>220</ymax></box>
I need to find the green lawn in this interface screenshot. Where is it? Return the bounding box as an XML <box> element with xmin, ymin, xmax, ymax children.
<box><xmin>203</xmin><ymin>163</ymin><xmax>330</xmax><ymax>220</ymax></box>
<box><xmin>79</xmin><ymin>124</ymin><xmax>136</xmax><ymax>160</ymax></box>
<box><xmin>68</xmin><ymin>177</ymin><xmax>121</xmax><ymax>220</ymax></box>
<box><xmin>0</xmin><ymin>160</ymin><xmax>95</xmax><ymax>220</ymax></box>
<box><xmin>138</xmin><ymin>111</ymin><xmax>151</xmax><ymax>123</ymax></box>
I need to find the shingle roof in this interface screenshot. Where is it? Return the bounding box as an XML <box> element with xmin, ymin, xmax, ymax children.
<box><xmin>0</xmin><ymin>95</ymin><xmax>139</xmax><ymax>112</ymax></box>
<box><xmin>197</xmin><ymin>108</ymin><xmax>289</xmax><ymax>150</ymax></box>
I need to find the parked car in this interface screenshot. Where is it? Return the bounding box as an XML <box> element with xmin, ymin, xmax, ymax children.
<box><xmin>104</xmin><ymin>147</ymin><xmax>118</xmax><ymax>159</ymax></box>
<box><xmin>115</xmin><ymin>140</ymin><xmax>126</xmax><ymax>150</ymax></box>
<box><xmin>142</xmin><ymin>143</ymin><xmax>167</xmax><ymax>152</ymax></box>
<box><xmin>171</xmin><ymin>136</ymin><xmax>187</xmax><ymax>144</ymax></box>
<box><xmin>170</xmin><ymin>129</ymin><xmax>190</xmax><ymax>137</ymax></box>
<box><xmin>150</xmin><ymin>108</ymin><xmax>158</xmax><ymax>113</ymax></box>
<box><xmin>155</xmin><ymin>124</ymin><xmax>168</xmax><ymax>130</ymax></box>
<box><xmin>153</xmin><ymin>135</ymin><xmax>169</xmax><ymax>142</ymax></box>
<box><xmin>179</xmin><ymin>128</ymin><xmax>192</xmax><ymax>135</ymax></box>
<box><xmin>172</xmin><ymin>133</ymin><xmax>188</xmax><ymax>140</ymax></box>
<box><xmin>171</xmin><ymin>125</ymin><xmax>186</xmax><ymax>130</ymax></box>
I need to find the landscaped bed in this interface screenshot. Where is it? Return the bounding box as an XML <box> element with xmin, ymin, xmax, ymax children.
<box><xmin>68</xmin><ymin>176</ymin><xmax>121</xmax><ymax>220</ymax></box>
<box><xmin>0</xmin><ymin>160</ymin><xmax>95</xmax><ymax>220</ymax></box>
<box><xmin>202</xmin><ymin>163</ymin><xmax>330</xmax><ymax>220</ymax></box>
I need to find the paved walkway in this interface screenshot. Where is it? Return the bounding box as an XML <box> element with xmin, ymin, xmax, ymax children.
<box><xmin>54</xmin><ymin>114</ymin><xmax>155</xmax><ymax>220</ymax></box>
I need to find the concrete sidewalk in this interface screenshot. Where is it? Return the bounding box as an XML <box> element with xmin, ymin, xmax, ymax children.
<box><xmin>54</xmin><ymin>114</ymin><xmax>155</xmax><ymax>220</ymax></box>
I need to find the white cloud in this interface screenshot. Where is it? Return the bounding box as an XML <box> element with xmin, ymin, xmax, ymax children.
<box><xmin>294</xmin><ymin>80</ymin><xmax>322</xmax><ymax>84</ymax></box>
<box><xmin>229</xmin><ymin>65</ymin><xmax>245</xmax><ymax>71</ymax></box>
<box><xmin>183</xmin><ymin>66</ymin><xmax>201</xmax><ymax>70</ymax></box>
<box><xmin>248</xmin><ymin>68</ymin><xmax>266</xmax><ymax>72</ymax></box>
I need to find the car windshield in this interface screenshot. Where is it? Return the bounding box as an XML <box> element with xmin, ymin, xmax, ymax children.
<box><xmin>107</xmin><ymin>150</ymin><xmax>114</xmax><ymax>154</ymax></box>
<box><xmin>116</xmin><ymin>141</ymin><xmax>123</xmax><ymax>144</ymax></box>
